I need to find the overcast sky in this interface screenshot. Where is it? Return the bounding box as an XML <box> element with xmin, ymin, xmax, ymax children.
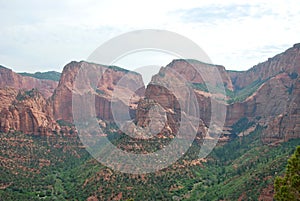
<box><xmin>0</xmin><ymin>0</ymin><xmax>299</xmax><ymax>73</ymax></box>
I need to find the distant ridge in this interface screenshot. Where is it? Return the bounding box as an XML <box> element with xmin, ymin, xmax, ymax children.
<box><xmin>19</xmin><ymin>71</ymin><xmax>61</xmax><ymax>81</ymax></box>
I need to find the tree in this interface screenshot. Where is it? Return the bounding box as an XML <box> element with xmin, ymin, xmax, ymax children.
<box><xmin>274</xmin><ymin>146</ymin><xmax>300</xmax><ymax>200</ymax></box>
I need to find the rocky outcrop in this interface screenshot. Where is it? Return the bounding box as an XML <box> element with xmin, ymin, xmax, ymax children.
<box><xmin>136</xmin><ymin>84</ymin><xmax>180</xmax><ymax>136</ymax></box>
<box><xmin>0</xmin><ymin>66</ymin><xmax>58</xmax><ymax>98</ymax></box>
<box><xmin>225</xmin><ymin>44</ymin><xmax>300</xmax><ymax>142</ymax></box>
<box><xmin>226</xmin><ymin>73</ymin><xmax>293</xmax><ymax>125</ymax></box>
<box><xmin>1</xmin><ymin>44</ymin><xmax>300</xmax><ymax>142</ymax></box>
<box><xmin>52</xmin><ymin>61</ymin><xmax>81</xmax><ymax>122</ymax></box>
<box><xmin>228</xmin><ymin>43</ymin><xmax>300</xmax><ymax>90</ymax></box>
<box><xmin>261</xmin><ymin>72</ymin><xmax>300</xmax><ymax>142</ymax></box>
<box><xmin>52</xmin><ymin>61</ymin><xmax>144</xmax><ymax>123</ymax></box>
<box><xmin>0</xmin><ymin>61</ymin><xmax>144</xmax><ymax>135</ymax></box>
<box><xmin>135</xmin><ymin>60</ymin><xmax>228</xmax><ymax>138</ymax></box>
<box><xmin>165</xmin><ymin>59</ymin><xmax>234</xmax><ymax>91</ymax></box>
<box><xmin>0</xmin><ymin>88</ymin><xmax>59</xmax><ymax>135</ymax></box>
<box><xmin>0</xmin><ymin>66</ymin><xmax>60</xmax><ymax>135</ymax></box>
<box><xmin>135</xmin><ymin>44</ymin><xmax>300</xmax><ymax>142</ymax></box>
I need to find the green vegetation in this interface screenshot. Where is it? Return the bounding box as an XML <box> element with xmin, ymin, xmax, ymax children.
<box><xmin>107</xmin><ymin>65</ymin><xmax>139</xmax><ymax>75</ymax></box>
<box><xmin>187</xmin><ymin>129</ymin><xmax>300</xmax><ymax>200</ymax></box>
<box><xmin>16</xmin><ymin>89</ymin><xmax>38</xmax><ymax>101</ymax></box>
<box><xmin>231</xmin><ymin>117</ymin><xmax>255</xmax><ymax>135</ymax></box>
<box><xmin>171</xmin><ymin>58</ymin><xmax>213</xmax><ymax>66</ymax></box>
<box><xmin>0</xmin><ymin>65</ymin><xmax>9</xmax><ymax>70</ymax></box>
<box><xmin>0</xmin><ymin>129</ymin><xmax>299</xmax><ymax>200</ymax></box>
<box><xmin>227</xmin><ymin>78</ymin><xmax>267</xmax><ymax>104</ymax></box>
<box><xmin>95</xmin><ymin>89</ymin><xmax>105</xmax><ymax>94</ymax></box>
<box><xmin>191</xmin><ymin>82</ymin><xmax>232</xmax><ymax>95</ymax></box>
<box><xmin>288</xmin><ymin>72</ymin><xmax>298</xmax><ymax>80</ymax></box>
<box><xmin>108</xmin><ymin>65</ymin><xmax>130</xmax><ymax>73</ymax></box>
<box><xmin>191</xmin><ymin>78</ymin><xmax>268</xmax><ymax>104</ymax></box>
<box><xmin>274</xmin><ymin>146</ymin><xmax>300</xmax><ymax>200</ymax></box>
<box><xmin>56</xmin><ymin>119</ymin><xmax>74</xmax><ymax>127</ymax></box>
<box><xmin>0</xmin><ymin>132</ymin><xmax>89</xmax><ymax>200</ymax></box>
<box><xmin>19</xmin><ymin>71</ymin><xmax>61</xmax><ymax>81</ymax></box>
<box><xmin>191</xmin><ymin>83</ymin><xmax>209</xmax><ymax>92</ymax></box>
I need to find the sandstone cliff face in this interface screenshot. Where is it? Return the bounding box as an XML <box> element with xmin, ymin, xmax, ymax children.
<box><xmin>226</xmin><ymin>73</ymin><xmax>292</xmax><ymax>125</ymax></box>
<box><xmin>0</xmin><ymin>66</ymin><xmax>59</xmax><ymax>135</ymax></box>
<box><xmin>165</xmin><ymin>59</ymin><xmax>234</xmax><ymax>91</ymax></box>
<box><xmin>225</xmin><ymin>44</ymin><xmax>300</xmax><ymax>142</ymax></box>
<box><xmin>1</xmin><ymin>44</ymin><xmax>300</xmax><ymax>142</ymax></box>
<box><xmin>135</xmin><ymin>45</ymin><xmax>300</xmax><ymax>142</ymax></box>
<box><xmin>0</xmin><ymin>66</ymin><xmax>58</xmax><ymax>98</ymax></box>
<box><xmin>261</xmin><ymin>72</ymin><xmax>300</xmax><ymax>142</ymax></box>
<box><xmin>228</xmin><ymin>43</ymin><xmax>300</xmax><ymax>90</ymax></box>
<box><xmin>52</xmin><ymin>61</ymin><xmax>144</xmax><ymax>123</ymax></box>
<box><xmin>0</xmin><ymin>61</ymin><xmax>144</xmax><ymax>135</ymax></box>
<box><xmin>136</xmin><ymin>84</ymin><xmax>180</xmax><ymax>136</ymax></box>
<box><xmin>135</xmin><ymin>60</ymin><xmax>229</xmax><ymax>138</ymax></box>
<box><xmin>52</xmin><ymin>61</ymin><xmax>80</xmax><ymax>122</ymax></box>
<box><xmin>0</xmin><ymin>88</ymin><xmax>58</xmax><ymax>135</ymax></box>
<box><xmin>135</xmin><ymin>83</ymin><xmax>209</xmax><ymax>139</ymax></box>
<box><xmin>225</xmin><ymin>71</ymin><xmax>300</xmax><ymax>143</ymax></box>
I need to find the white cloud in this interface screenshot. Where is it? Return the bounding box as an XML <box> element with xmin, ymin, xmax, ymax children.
<box><xmin>0</xmin><ymin>0</ymin><xmax>299</xmax><ymax>72</ymax></box>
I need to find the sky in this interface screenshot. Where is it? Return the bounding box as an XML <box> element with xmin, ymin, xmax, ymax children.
<box><xmin>0</xmin><ymin>0</ymin><xmax>300</xmax><ymax>73</ymax></box>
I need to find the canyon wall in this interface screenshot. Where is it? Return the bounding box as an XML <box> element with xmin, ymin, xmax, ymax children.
<box><xmin>1</xmin><ymin>44</ymin><xmax>300</xmax><ymax>142</ymax></box>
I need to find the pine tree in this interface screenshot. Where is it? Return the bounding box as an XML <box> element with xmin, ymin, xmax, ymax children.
<box><xmin>274</xmin><ymin>146</ymin><xmax>300</xmax><ymax>200</ymax></box>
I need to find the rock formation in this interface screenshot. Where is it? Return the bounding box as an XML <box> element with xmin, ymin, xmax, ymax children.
<box><xmin>1</xmin><ymin>44</ymin><xmax>300</xmax><ymax>143</ymax></box>
<box><xmin>228</xmin><ymin>43</ymin><xmax>300</xmax><ymax>90</ymax></box>
<box><xmin>0</xmin><ymin>65</ymin><xmax>58</xmax><ymax>98</ymax></box>
<box><xmin>0</xmin><ymin>88</ymin><xmax>58</xmax><ymax>135</ymax></box>
<box><xmin>226</xmin><ymin>44</ymin><xmax>300</xmax><ymax>142</ymax></box>
<box><xmin>135</xmin><ymin>44</ymin><xmax>300</xmax><ymax>142</ymax></box>
<box><xmin>52</xmin><ymin>61</ymin><xmax>144</xmax><ymax>123</ymax></box>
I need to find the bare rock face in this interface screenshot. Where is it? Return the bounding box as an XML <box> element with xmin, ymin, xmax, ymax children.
<box><xmin>136</xmin><ymin>84</ymin><xmax>180</xmax><ymax>136</ymax></box>
<box><xmin>261</xmin><ymin>72</ymin><xmax>300</xmax><ymax>142</ymax></box>
<box><xmin>0</xmin><ymin>66</ymin><xmax>58</xmax><ymax>98</ymax></box>
<box><xmin>226</xmin><ymin>73</ymin><xmax>292</xmax><ymax>125</ymax></box>
<box><xmin>0</xmin><ymin>66</ymin><xmax>59</xmax><ymax>135</ymax></box>
<box><xmin>228</xmin><ymin>43</ymin><xmax>300</xmax><ymax>90</ymax></box>
<box><xmin>0</xmin><ymin>88</ymin><xmax>58</xmax><ymax>135</ymax></box>
<box><xmin>226</xmin><ymin>44</ymin><xmax>300</xmax><ymax>142</ymax></box>
<box><xmin>52</xmin><ymin>61</ymin><xmax>80</xmax><ymax>122</ymax></box>
<box><xmin>165</xmin><ymin>59</ymin><xmax>234</xmax><ymax>91</ymax></box>
<box><xmin>1</xmin><ymin>43</ymin><xmax>300</xmax><ymax>142</ymax></box>
<box><xmin>135</xmin><ymin>60</ymin><xmax>229</xmax><ymax>138</ymax></box>
<box><xmin>135</xmin><ymin>44</ymin><xmax>300</xmax><ymax>143</ymax></box>
<box><xmin>52</xmin><ymin>61</ymin><xmax>144</xmax><ymax>123</ymax></box>
<box><xmin>0</xmin><ymin>61</ymin><xmax>144</xmax><ymax>136</ymax></box>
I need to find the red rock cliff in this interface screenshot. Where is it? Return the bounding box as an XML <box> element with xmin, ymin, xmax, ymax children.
<box><xmin>52</xmin><ymin>61</ymin><xmax>144</xmax><ymax>123</ymax></box>
<box><xmin>226</xmin><ymin>44</ymin><xmax>300</xmax><ymax>142</ymax></box>
<box><xmin>0</xmin><ymin>88</ymin><xmax>58</xmax><ymax>135</ymax></box>
<box><xmin>228</xmin><ymin>43</ymin><xmax>300</xmax><ymax>90</ymax></box>
<box><xmin>0</xmin><ymin>66</ymin><xmax>58</xmax><ymax>98</ymax></box>
<box><xmin>135</xmin><ymin>44</ymin><xmax>300</xmax><ymax>142</ymax></box>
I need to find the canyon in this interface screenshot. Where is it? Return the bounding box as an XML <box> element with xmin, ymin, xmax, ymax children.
<box><xmin>0</xmin><ymin>44</ymin><xmax>300</xmax><ymax>144</ymax></box>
